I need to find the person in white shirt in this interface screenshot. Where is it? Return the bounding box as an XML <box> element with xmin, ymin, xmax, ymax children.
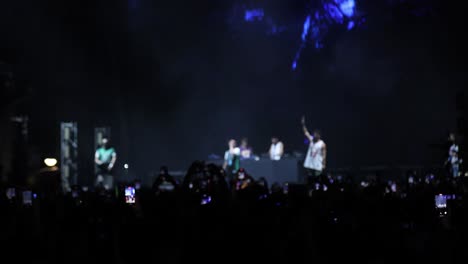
<box><xmin>269</xmin><ymin>137</ymin><xmax>284</xmax><ymax>161</ymax></box>
<box><xmin>301</xmin><ymin>116</ymin><xmax>327</xmax><ymax>180</ymax></box>
<box><xmin>446</xmin><ymin>133</ymin><xmax>462</xmax><ymax>177</ymax></box>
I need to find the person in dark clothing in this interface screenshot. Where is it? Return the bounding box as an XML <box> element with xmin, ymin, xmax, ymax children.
<box><xmin>152</xmin><ymin>166</ymin><xmax>177</xmax><ymax>193</ymax></box>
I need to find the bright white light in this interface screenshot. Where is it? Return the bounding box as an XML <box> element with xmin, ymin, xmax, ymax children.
<box><xmin>44</xmin><ymin>158</ymin><xmax>58</xmax><ymax>167</ymax></box>
<box><xmin>124</xmin><ymin>163</ymin><xmax>129</xmax><ymax>169</ymax></box>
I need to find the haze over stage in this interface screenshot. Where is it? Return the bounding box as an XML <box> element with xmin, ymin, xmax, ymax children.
<box><xmin>0</xmin><ymin>0</ymin><xmax>466</xmax><ymax>191</ymax></box>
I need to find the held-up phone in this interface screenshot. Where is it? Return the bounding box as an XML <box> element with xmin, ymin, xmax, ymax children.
<box><xmin>6</xmin><ymin>188</ymin><xmax>16</xmax><ymax>200</ymax></box>
<box><xmin>200</xmin><ymin>194</ymin><xmax>211</xmax><ymax>205</ymax></box>
<box><xmin>125</xmin><ymin>186</ymin><xmax>136</xmax><ymax>204</ymax></box>
<box><xmin>22</xmin><ymin>191</ymin><xmax>32</xmax><ymax>206</ymax></box>
<box><xmin>435</xmin><ymin>194</ymin><xmax>447</xmax><ymax>209</ymax></box>
<box><xmin>435</xmin><ymin>194</ymin><xmax>456</xmax><ymax>208</ymax></box>
<box><xmin>435</xmin><ymin>194</ymin><xmax>457</xmax><ymax>217</ymax></box>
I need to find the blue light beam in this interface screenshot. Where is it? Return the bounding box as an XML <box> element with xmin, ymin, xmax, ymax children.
<box><xmin>302</xmin><ymin>15</ymin><xmax>311</xmax><ymax>41</ymax></box>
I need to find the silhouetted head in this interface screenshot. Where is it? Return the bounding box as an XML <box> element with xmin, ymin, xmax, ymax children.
<box><xmin>449</xmin><ymin>133</ymin><xmax>456</xmax><ymax>143</ymax></box>
<box><xmin>101</xmin><ymin>137</ymin><xmax>109</xmax><ymax>148</ymax></box>
<box><xmin>160</xmin><ymin>166</ymin><xmax>168</xmax><ymax>175</ymax></box>
<box><xmin>237</xmin><ymin>168</ymin><xmax>246</xmax><ymax>180</ymax></box>
<box><xmin>241</xmin><ymin>138</ymin><xmax>248</xmax><ymax>148</ymax></box>
<box><xmin>228</xmin><ymin>139</ymin><xmax>237</xmax><ymax>148</ymax></box>
<box><xmin>271</xmin><ymin>137</ymin><xmax>279</xmax><ymax>144</ymax></box>
<box><xmin>313</xmin><ymin>130</ymin><xmax>321</xmax><ymax>141</ymax></box>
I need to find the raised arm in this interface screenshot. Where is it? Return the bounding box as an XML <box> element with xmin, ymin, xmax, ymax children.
<box><xmin>301</xmin><ymin>116</ymin><xmax>313</xmax><ymax>141</ymax></box>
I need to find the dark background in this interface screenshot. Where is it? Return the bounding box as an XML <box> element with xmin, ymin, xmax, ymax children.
<box><xmin>1</xmin><ymin>0</ymin><xmax>466</xmax><ymax>183</ymax></box>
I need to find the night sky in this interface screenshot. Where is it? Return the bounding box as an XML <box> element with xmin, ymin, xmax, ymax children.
<box><xmin>1</xmin><ymin>0</ymin><xmax>467</xmax><ymax>180</ymax></box>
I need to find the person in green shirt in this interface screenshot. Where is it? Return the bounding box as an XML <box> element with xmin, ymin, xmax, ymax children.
<box><xmin>95</xmin><ymin>137</ymin><xmax>117</xmax><ymax>190</ymax></box>
<box><xmin>223</xmin><ymin>139</ymin><xmax>240</xmax><ymax>186</ymax></box>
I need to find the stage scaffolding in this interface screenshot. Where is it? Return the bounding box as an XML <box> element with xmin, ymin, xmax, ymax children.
<box><xmin>60</xmin><ymin>122</ymin><xmax>78</xmax><ymax>192</ymax></box>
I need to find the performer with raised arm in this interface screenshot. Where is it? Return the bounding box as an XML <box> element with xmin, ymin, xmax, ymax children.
<box><xmin>446</xmin><ymin>133</ymin><xmax>462</xmax><ymax>178</ymax></box>
<box><xmin>301</xmin><ymin>116</ymin><xmax>327</xmax><ymax>181</ymax></box>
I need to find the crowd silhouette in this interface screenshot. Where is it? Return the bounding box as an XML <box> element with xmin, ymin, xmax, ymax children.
<box><xmin>1</xmin><ymin>161</ymin><xmax>468</xmax><ymax>264</ymax></box>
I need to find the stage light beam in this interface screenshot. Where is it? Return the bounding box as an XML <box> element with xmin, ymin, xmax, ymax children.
<box><xmin>302</xmin><ymin>15</ymin><xmax>311</xmax><ymax>41</ymax></box>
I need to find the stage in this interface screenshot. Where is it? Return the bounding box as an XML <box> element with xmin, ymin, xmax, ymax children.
<box><xmin>135</xmin><ymin>157</ymin><xmax>445</xmax><ymax>188</ymax></box>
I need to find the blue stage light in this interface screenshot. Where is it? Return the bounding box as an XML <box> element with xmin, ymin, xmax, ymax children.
<box><xmin>291</xmin><ymin>0</ymin><xmax>360</xmax><ymax>70</ymax></box>
<box><xmin>302</xmin><ymin>15</ymin><xmax>311</xmax><ymax>41</ymax></box>
<box><xmin>244</xmin><ymin>9</ymin><xmax>264</xmax><ymax>22</ymax></box>
<box><xmin>292</xmin><ymin>61</ymin><xmax>297</xmax><ymax>70</ymax></box>
<box><xmin>324</xmin><ymin>3</ymin><xmax>344</xmax><ymax>24</ymax></box>
<box><xmin>337</xmin><ymin>0</ymin><xmax>355</xmax><ymax>17</ymax></box>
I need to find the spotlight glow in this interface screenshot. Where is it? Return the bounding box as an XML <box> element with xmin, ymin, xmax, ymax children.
<box><xmin>44</xmin><ymin>158</ymin><xmax>58</xmax><ymax>167</ymax></box>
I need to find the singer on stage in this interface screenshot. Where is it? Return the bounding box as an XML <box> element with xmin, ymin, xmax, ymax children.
<box><xmin>447</xmin><ymin>133</ymin><xmax>462</xmax><ymax>178</ymax></box>
<box><xmin>301</xmin><ymin>116</ymin><xmax>327</xmax><ymax>182</ymax></box>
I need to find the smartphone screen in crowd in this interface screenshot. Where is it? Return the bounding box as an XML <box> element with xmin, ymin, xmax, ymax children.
<box><xmin>22</xmin><ymin>191</ymin><xmax>32</xmax><ymax>206</ymax></box>
<box><xmin>125</xmin><ymin>186</ymin><xmax>136</xmax><ymax>204</ymax></box>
